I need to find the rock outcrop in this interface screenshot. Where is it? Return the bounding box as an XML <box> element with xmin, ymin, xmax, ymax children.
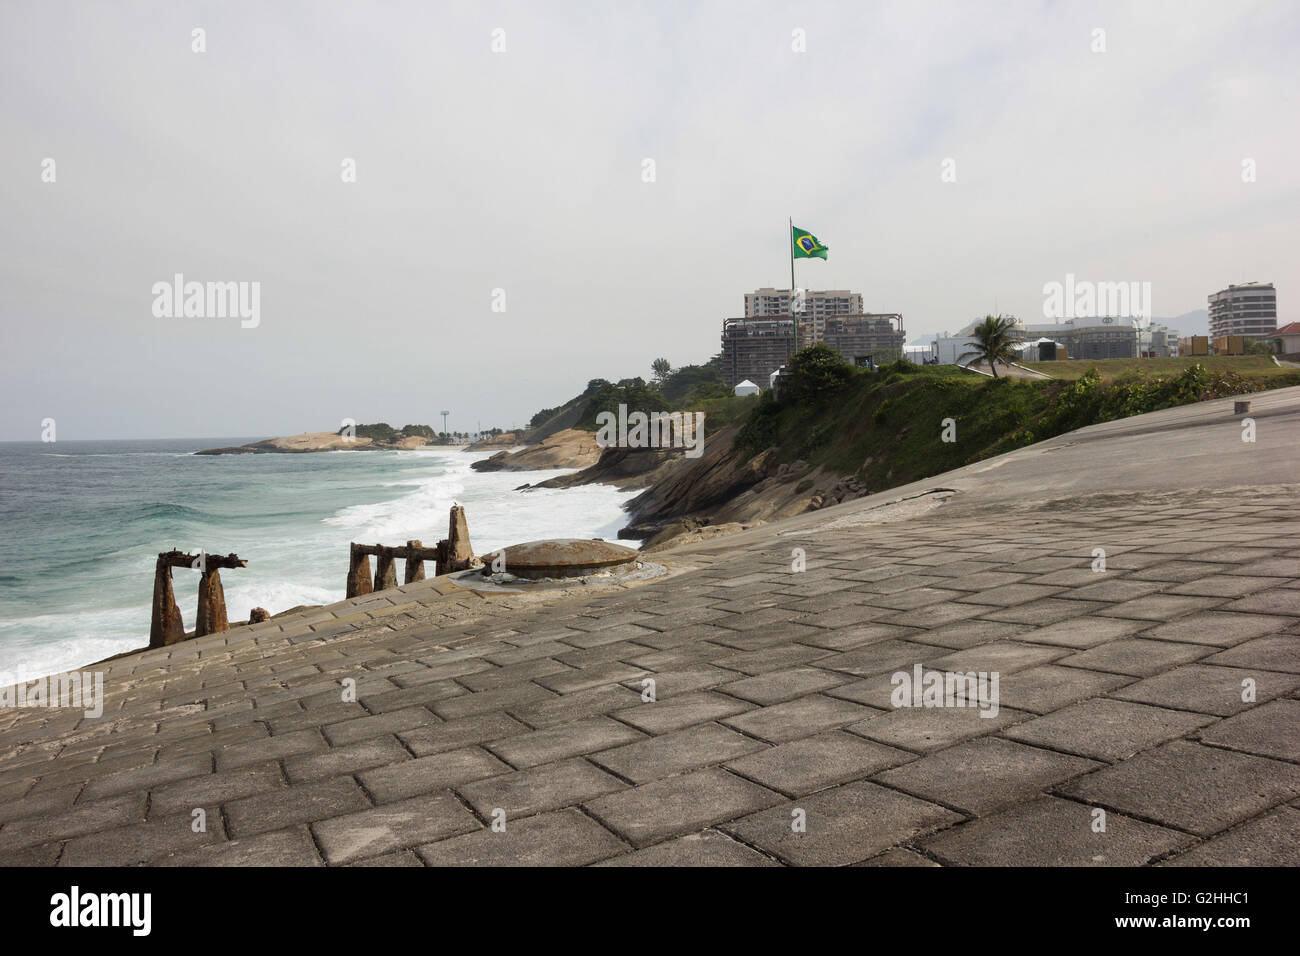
<box><xmin>196</xmin><ymin>432</ymin><xmax>377</xmax><ymax>455</ymax></box>
<box><xmin>196</xmin><ymin>430</ymin><xmax>452</xmax><ymax>455</ymax></box>
<box><xmin>471</xmin><ymin>428</ymin><xmax>601</xmax><ymax>472</ymax></box>
<box><xmin>528</xmin><ymin>444</ymin><xmax>683</xmax><ymax>491</ymax></box>
<box><xmin>465</xmin><ymin>432</ymin><xmax>520</xmax><ymax>451</ymax></box>
<box><xmin>526</xmin><ymin>426</ymin><xmax>874</xmax><ymax>551</ymax></box>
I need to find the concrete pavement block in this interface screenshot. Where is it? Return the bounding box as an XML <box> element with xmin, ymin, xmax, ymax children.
<box><xmin>848</xmin><ymin>705</ymin><xmax>1030</xmax><ymax>753</ymax></box>
<box><xmin>488</xmin><ymin>716</ymin><xmax>646</xmax><ymax>769</ymax></box>
<box><xmin>398</xmin><ymin>712</ymin><xmax>530</xmax><ymax>757</ymax></box>
<box><xmin>1162</xmin><ymin>806</ymin><xmax>1300</xmax><ymax>866</ymax></box>
<box><xmin>727</xmin><ymin>780</ymin><xmax>961</xmax><ymax>867</ymax></box>
<box><xmin>148</xmin><ymin>761</ymin><xmax>285</xmax><ymax>816</ymax></box>
<box><xmin>312</xmin><ymin>791</ymin><xmax>479</xmax><ymax>864</ymax></box>
<box><xmin>725</xmin><ymin>730</ymin><xmax>913</xmax><ymax>796</ymax></box>
<box><xmin>590</xmin><ymin>723</ymin><xmax>765</xmax><ymax>784</ymax></box>
<box><xmin>595</xmin><ymin>828</ymin><xmax>777</xmax><ymax>866</ymax></box>
<box><xmin>1002</xmin><ymin>698</ymin><xmax>1214</xmax><ymax>762</ymax></box>
<box><xmin>718</xmin><ymin>666</ymin><xmax>849</xmax><ymax>705</ymax></box>
<box><xmin>722</xmin><ymin>694</ymin><xmax>877</xmax><ymax>744</ymax></box>
<box><xmin>996</xmin><ymin>665</ymin><xmax>1133</xmax><ymax>714</ymax></box>
<box><xmin>60</xmin><ymin>810</ymin><xmax>226</xmax><ymax>866</ymax></box>
<box><xmin>919</xmin><ymin>796</ymin><xmax>1193</xmax><ymax>866</ymax></box>
<box><xmin>1111</xmin><ymin>664</ymin><xmax>1300</xmax><ymax>716</ymax></box>
<box><xmin>225</xmin><ymin>775</ymin><xmax>370</xmax><ymax>838</ymax></box>
<box><xmin>1059</xmin><ymin>638</ymin><xmax>1213</xmax><ymax>676</ymax></box>
<box><xmin>457</xmin><ymin>757</ymin><xmax>626</xmax><ymax>820</ymax></box>
<box><xmin>613</xmin><ymin>691</ymin><xmax>754</xmax><ymax>736</ymax></box>
<box><xmin>357</xmin><ymin>746</ymin><xmax>510</xmax><ymax>803</ymax></box>
<box><xmin>1196</xmin><ymin>698</ymin><xmax>1300</xmax><ymax>761</ymax></box>
<box><xmin>1203</xmin><ymin>636</ymin><xmax>1300</xmax><ymax>674</ymax></box>
<box><xmin>1058</xmin><ymin>740</ymin><xmax>1300</xmax><ymax>837</ymax></box>
<box><xmin>585</xmin><ymin>767</ymin><xmax>782</xmax><ymax>848</ymax></box>
<box><xmin>283</xmin><ymin>736</ymin><xmax>411</xmax><ymax>784</ymax></box>
<box><xmin>417</xmin><ymin>808</ymin><xmax>626</xmax><ymax>866</ymax></box>
<box><xmin>874</xmin><ymin>737</ymin><xmax>1102</xmax><ymax>815</ymax></box>
<box><xmin>160</xmin><ymin>826</ymin><xmax>323</xmax><ymax>866</ymax></box>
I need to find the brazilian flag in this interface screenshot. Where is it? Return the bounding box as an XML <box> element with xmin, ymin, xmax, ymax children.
<box><xmin>792</xmin><ymin>225</ymin><xmax>828</xmax><ymax>259</ymax></box>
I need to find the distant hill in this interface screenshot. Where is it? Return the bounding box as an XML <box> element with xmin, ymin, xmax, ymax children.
<box><xmin>525</xmin><ymin>355</ymin><xmax>753</xmax><ymax>441</ymax></box>
<box><xmin>1153</xmin><ymin>309</ymin><xmax>1208</xmax><ymax>337</ymax></box>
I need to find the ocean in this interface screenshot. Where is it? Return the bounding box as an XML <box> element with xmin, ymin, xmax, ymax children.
<box><xmin>0</xmin><ymin>439</ymin><xmax>639</xmax><ymax>683</ymax></box>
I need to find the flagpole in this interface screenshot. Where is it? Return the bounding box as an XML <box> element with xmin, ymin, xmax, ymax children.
<box><xmin>789</xmin><ymin>216</ymin><xmax>797</xmax><ymax>354</ymax></box>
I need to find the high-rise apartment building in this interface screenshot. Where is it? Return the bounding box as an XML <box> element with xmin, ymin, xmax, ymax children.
<box><xmin>744</xmin><ymin>288</ymin><xmax>864</xmax><ymax>341</ymax></box>
<box><xmin>1208</xmin><ymin>283</ymin><xmax>1277</xmax><ymax>339</ymax></box>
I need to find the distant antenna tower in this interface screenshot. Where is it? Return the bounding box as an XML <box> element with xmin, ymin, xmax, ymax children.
<box><xmin>441</xmin><ymin>410</ymin><xmax>449</xmax><ymax>436</ymax></box>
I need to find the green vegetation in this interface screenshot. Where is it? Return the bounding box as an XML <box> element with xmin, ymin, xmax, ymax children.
<box><xmin>526</xmin><ymin>354</ymin><xmax>758</xmax><ymax>438</ymax></box>
<box><xmin>576</xmin><ymin>377</ymin><xmax>665</xmax><ymax>428</ymax></box>
<box><xmin>735</xmin><ymin>348</ymin><xmax>1300</xmax><ymax>494</ymax></box>
<box><xmin>344</xmin><ymin>422</ymin><xmax>398</xmax><ymax>441</ymax></box>
<box><xmin>338</xmin><ymin>422</ymin><xmax>471</xmax><ymax>444</ymax></box>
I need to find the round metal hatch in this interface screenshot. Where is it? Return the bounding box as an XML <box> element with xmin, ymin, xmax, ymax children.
<box><xmin>478</xmin><ymin>538</ymin><xmax>640</xmax><ymax>580</ymax></box>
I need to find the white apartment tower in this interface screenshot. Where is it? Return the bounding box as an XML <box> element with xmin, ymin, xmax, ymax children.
<box><xmin>1208</xmin><ymin>282</ymin><xmax>1277</xmax><ymax>339</ymax></box>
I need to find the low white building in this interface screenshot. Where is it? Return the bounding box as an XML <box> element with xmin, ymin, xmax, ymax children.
<box><xmin>733</xmin><ymin>379</ymin><xmax>760</xmax><ymax>396</ymax></box>
<box><xmin>931</xmin><ymin>333</ymin><xmax>981</xmax><ymax>366</ymax></box>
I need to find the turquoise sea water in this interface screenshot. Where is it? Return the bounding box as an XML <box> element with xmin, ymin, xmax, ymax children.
<box><xmin>0</xmin><ymin>439</ymin><xmax>638</xmax><ymax>682</ymax></box>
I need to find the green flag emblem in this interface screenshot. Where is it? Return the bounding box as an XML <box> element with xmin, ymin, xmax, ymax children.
<box><xmin>792</xmin><ymin>226</ymin><xmax>828</xmax><ymax>260</ymax></box>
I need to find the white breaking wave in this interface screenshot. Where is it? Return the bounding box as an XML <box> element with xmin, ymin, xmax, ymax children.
<box><xmin>1</xmin><ymin>446</ymin><xmax>640</xmax><ymax>683</ymax></box>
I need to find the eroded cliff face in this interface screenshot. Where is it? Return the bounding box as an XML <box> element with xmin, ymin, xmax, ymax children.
<box><xmin>524</xmin><ymin>426</ymin><xmax>872</xmax><ymax>550</ymax></box>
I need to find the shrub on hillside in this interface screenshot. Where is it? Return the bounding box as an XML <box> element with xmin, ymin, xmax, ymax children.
<box><xmin>779</xmin><ymin>344</ymin><xmax>856</xmax><ymax>406</ymax></box>
<box><xmin>734</xmin><ymin>389</ymin><xmax>780</xmax><ymax>458</ymax></box>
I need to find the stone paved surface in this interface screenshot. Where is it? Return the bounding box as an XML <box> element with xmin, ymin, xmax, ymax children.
<box><xmin>2</xmin><ymin>387</ymin><xmax>1298</xmax><ymax>865</ymax></box>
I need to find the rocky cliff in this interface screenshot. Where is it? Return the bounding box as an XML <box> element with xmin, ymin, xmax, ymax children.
<box><xmin>524</xmin><ymin>426</ymin><xmax>869</xmax><ymax>550</ymax></box>
<box><xmin>470</xmin><ymin>428</ymin><xmax>602</xmax><ymax>472</ymax></box>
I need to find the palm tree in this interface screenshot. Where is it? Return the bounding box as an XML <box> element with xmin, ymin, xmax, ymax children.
<box><xmin>958</xmin><ymin>315</ymin><xmax>1022</xmax><ymax>378</ymax></box>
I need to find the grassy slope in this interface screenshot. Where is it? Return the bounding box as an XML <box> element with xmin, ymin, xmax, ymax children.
<box><xmin>740</xmin><ymin>360</ymin><xmax>1300</xmax><ymax>496</ymax></box>
<box><xmin>1025</xmin><ymin>354</ymin><xmax>1288</xmax><ymax>383</ymax></box>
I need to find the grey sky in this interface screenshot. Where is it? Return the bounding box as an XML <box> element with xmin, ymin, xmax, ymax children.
<box><xmin>2</xmin><ymin>0</ymin><xmax>1296</xmax><ymax>440</ymax></box>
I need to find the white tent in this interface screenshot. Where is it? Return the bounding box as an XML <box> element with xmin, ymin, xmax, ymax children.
<box><xmin>733</xmin><ymin>379</ymin><xmax>760</xmax><ymax>396</ymax></box>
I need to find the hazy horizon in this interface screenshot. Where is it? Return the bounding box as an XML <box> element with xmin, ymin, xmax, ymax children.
<box><xmin>3</xmin><ymin>1</ymin><xmax>1297</xmax><ymax>441</ymax></box>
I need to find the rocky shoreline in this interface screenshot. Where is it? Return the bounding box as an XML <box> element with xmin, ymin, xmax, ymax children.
<box><xmin>470</xmin><ymin>428</ymin><xmax>601</xmax><ymax>472</ymax></box>
<box><xmin>194</xmin><ymin>422</ymin><xmax>860</xmax><ymax>551</ymax></box>
<box><xmin>521</xmin><ymin>425</ymin><xmax>868</xmax><ymax>550</ymax></box>
<box><xmin>199</xmin><ymin>429</ymin><xmax>528</xmax><ymax>457</ymax></box>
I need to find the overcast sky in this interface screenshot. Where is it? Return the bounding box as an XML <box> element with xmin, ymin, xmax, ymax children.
<box><xmin>1</xmin><ymin>0</ymin><xmax>1296</xmax><ymax>440</ymax></box>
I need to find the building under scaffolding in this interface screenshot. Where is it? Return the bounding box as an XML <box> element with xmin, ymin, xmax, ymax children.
<box><xmin>720</xmin><ymin>314</ymin><xmax>905</xmax><ymax>388</ymax></box>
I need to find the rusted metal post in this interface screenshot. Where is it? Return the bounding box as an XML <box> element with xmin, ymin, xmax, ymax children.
<box><xmin>195</xmin><ymin>567</ymin><xmax>229</xmax><ymax>637</ymax></box>
<box><xmin>347</xmin><ymin>542</ymin><xmax>373</xmax><ymax>599</ymax></box>
<box><xmin>404</xmin><ymin>539</ymin><xmax>426</xmax><ymax>584</ymax></box>
<box><xmin>374</xmin><ymin>545</ymin><xmax>398</xmax><ymax>591</ymax></box>
<box><xmin>149</xmin><ymin>553</ymin><xmax>186</xmax><ymax>648</ymax></box>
